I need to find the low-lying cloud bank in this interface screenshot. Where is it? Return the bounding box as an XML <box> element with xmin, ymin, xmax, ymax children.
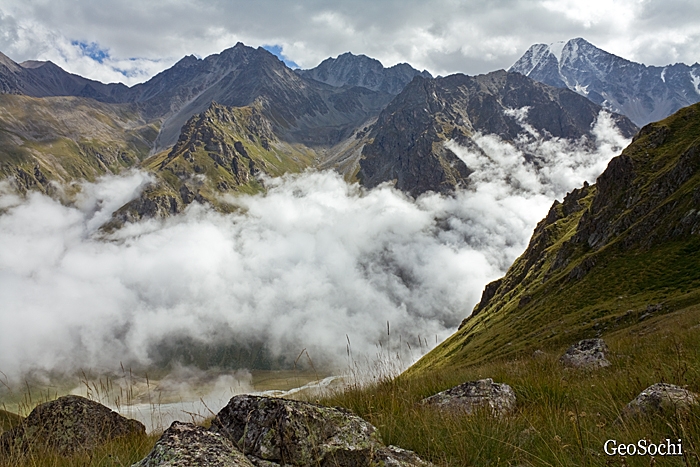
<box><xmin>0</xmin><ymin>112</ymin><xmax>629</xmax><ymax>383</ymax></box>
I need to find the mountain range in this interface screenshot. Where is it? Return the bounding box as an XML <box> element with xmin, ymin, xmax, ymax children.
<box><xmin>510</xmin><ymin>37</ymin><xmax>700</xmax><ymax>127</ymax></box>
<box><xmin>1</xmin><ymin>40</ymin><xmax>648</xmax><ymax>218</ymax></box>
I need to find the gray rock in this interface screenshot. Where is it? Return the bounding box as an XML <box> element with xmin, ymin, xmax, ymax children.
<box><xmin>559</xmin><ymin>338</ymin><xmax>611</xmax><ymax>369</ymax></box>
<box><xmin>621</xmin><ymin>383</ymin><xmax>699</xmax><ymax>419</ymax></box>
<box><xmin>377</xmin><ymin>445</ymin><xmax>435</xmax><ymax>467</ymax></box>
<box><xmin>0</xmin><ymin>395</ymin><xmax>145</xmax><ymax>456</ymax></box>
<box><xmin>421</xmin><ymin>378</ymin><xmax>516</xmax><ymax>417</ymax></box>
<box><xmin>133</xmin><ymin>421</ymin><xmax>253</xmax><ymax>467</ymax></box>
<box><xmin>210</xmin><ymin>394</ymin><xmax>433</xmax><ymax>466</ymax></box>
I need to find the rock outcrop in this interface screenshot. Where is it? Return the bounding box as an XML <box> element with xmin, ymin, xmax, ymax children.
<box><xmin>210</xmin><ymin>394</ymin><xmax>433</xmax><ymax>467</ymax></box>
<box><xmin>559</xmin><ymin>338</ymin><xmax>611</xmax><ymax>369</ymax></box>
<box><xmin>421</xmin><ymin>378</ymin><xmax>516</xmax><ymax>417</ymax></box>
<box><xmin>133</xmin><ymin>421</ymin><xmax>254</xmax><ymax>467</ymax></box>
<box><xmin>621</xmin><ymin>383</ymin><xmax>699</xmax><ymax>419</ymax></box>
<box><xmin>0</xmin><ymin>395</ymin><xmax>145</xmax><ymax>456</ymax></box>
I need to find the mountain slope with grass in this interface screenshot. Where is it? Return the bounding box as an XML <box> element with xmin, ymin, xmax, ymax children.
<box><xmin>111</xmin><ymin>102</ymin><xmax>317</xmax><ymax>222</ymax></box>
<box><xmin>412</xmin><ymin>101</ymin><xmax>700</xmax><ymax>372</ymax></box>
<box><xmin>0</xmin><ymin>94</ymin><xmax>158</xmax><ymax>195</ymax></box>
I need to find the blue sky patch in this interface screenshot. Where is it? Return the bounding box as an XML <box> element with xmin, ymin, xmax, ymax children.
<box><xmin>263</xmin><ymin>45</ymin><xmax>299</xmax><ymax>69</ymax></box>
<box><xmin>72</xmin><ymin>41</ymin><xmax>110</xmax><ymax>64</ymax></box>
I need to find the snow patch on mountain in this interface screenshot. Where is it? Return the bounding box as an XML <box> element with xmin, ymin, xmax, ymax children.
<box><xmin>549</xmin><ymin>41</ymin><xmax>566</xmax><ymax>63</ymax></box>
<box><xmin>692</xmin><ymin>70</ymin><xmax>700</xmax><ymax>96</ymax></box>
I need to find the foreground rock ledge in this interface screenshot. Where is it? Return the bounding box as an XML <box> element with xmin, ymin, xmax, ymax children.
<box><xmin>0</xmin><ymin>395</ymin><xmax>145</xmax><ymax>456</ymax></box>
<box><xmin>210</xmin><ymin>394</ymin><xmax>433</xmax><ymax>466</ymax></box>
<box><xmin>421</xmin><ymin>378</ymin><xmax>516</xmax><ymax>417</ymax></box>
<box><xmin>133</xmin><ymin>421</ymin><xmax>254</xmax><ymax>467</ymax></box>
<box><xmin>622</xmin><ymin>383</ymin><xmax>699</xmax><ymax>419</ymax></box>
<box><xmin>559</xmin><ymin>338</ymin><xmax>611</xmax><ymax>369</ymax></box>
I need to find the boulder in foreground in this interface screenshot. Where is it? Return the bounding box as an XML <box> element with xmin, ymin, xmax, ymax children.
<box><xmin>133</xmin><ymin>421</ymin><xmax>254</xmax><ymax>467</ymax></box>
<box><xmin>0</xmin><ymin>395</ymin><xmax>145</xmax><ymax>456</ymax></box>
<box><xmin>210</xmin><ymin>394</ymin><xmax>433</xmax><ymax>466</ymax></box>
<box><xmin>421</xmin><ymin>378</ymin><xmax>516</xmax><ymax>417</ymax></box>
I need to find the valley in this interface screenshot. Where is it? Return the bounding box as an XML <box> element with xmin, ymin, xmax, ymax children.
<box><xmin>1</xmin><ymin>35</ymin><xmax>700</xmax><ymax>466</ymax></box>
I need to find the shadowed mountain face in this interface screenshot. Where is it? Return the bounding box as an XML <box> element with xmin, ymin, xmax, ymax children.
<box><xmin>296</xmin><ymin>52</ymin><xmax>432</xmax><ymax>95</ymax></box>
<box><xmin>358</xmin><ymin>70</ymin><xmax>637</xmax><ymax>197</ymax></box>
<box><xmin>412</xmin><ymin>102</ymin><xmax>700</xmax><ymax>371</ymax></box>
<box><xmin>0</xmin><ymin>51</ymin><xmax>129</xmax><ymax>100</ymax></box>
<box><xmin>510</xmin><ymin>38</ymin><xmax>700</xmax><ymax>127</ymax></box>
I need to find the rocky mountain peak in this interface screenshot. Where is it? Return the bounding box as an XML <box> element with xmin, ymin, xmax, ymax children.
<box><xmin>358</xmin><ymin>70</ymin><xmax>636</xmax><ymax>196</ymax></box>
<box><xmin>510</xmin><ymin>38</ymin><xmax>700</xmax><ymax>126</ymax></box>
<box><xmin>297</xmin><ymin>51</ymin><xmax>432</xmax><ymax>95</ymax></box>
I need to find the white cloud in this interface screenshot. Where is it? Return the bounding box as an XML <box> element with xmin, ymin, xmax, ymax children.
<box><xmin>0</xmin><ymin>111</ymin><xmax>630</xmax><ymax>385</ymax></box>
<box><xmin>1</xmin><ymin>1</ymin><xmax>699</xmax><ymax>84</ymax></box>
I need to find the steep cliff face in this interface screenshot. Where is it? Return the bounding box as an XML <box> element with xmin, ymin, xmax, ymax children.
<box><xmin>412</xmin><ymin>102</ymin><xmax>700</xmax><ymax>371</ymax></box>
<box><xmin>358</xmin><ymin>70</ymin><xmax>637</xmax><ymax>196</ymax></box>
<box><xmin>511</xmin><ymin>38</ymin><xmax>700</xmax><ymax>126</ymax></box>
<box><xmin>297</xmin><ymin>52</ymin><xmax>432</xmax><ymax>95</ymax></box>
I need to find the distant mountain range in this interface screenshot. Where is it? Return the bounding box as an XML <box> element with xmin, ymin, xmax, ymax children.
<box><xmin>10</xmin><ymin>38</ymin><xmax>700</xmax><ymax>220</ymax></box>
<box><xmin>358</xmin><ymin>70</ymin><xmax>636</xmax><ymax>196</ymax></box>
<box><xmin>510</xmin><ymin>37</ymin><xmax>700</xmax><ymax>127</ymax></box>
<box><xmin>296</xmin><ymin>52</ymin><xmax>432</xmax><ymax>94</ymax></box>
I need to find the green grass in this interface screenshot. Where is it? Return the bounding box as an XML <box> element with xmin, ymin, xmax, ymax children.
<box><xmin>320</xmin><ymin>303</ymin><xmax>700</xmax><ymax>466</ymax></box>
<box><xmin>0</xmin><ymin>433</ymin><xmax>159</xmax><ymax>467</ymax></box>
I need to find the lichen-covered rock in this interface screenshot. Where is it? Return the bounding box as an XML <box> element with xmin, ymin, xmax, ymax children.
<box><xmin>0</xmin><ymin>395</ymin><xmax>145</xmax><ymax>456</ymax></box>
<box><xmin>559</xmin><ymin>338</ymin><xmax>611</xmax><ymax>369</ymax></box>
<box><xmin>210</xmin><ymin>395</ymin><xmax>433</xmax><ymax>466</ymax></box>
<box><xmin>421</xmin><ymin>378</ymin><xmax>516</xmax><ymax>417</ymax></box>
<box><xmin>621</xmin><ymin>383</ymin><xmax>699</xmax><ymax>419</ymax></box>
<box><xmin>376</xmin><ymin>445</ymin><xmax>435</xmax><ymax>467</ymax></box>
<box><xmin>132</xmin><ymin>421</ymin><xmax>253</xmax><ymax>467</ymax></box>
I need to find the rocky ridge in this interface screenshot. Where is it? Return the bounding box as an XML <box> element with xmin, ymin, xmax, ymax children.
<box><xmin>358</xmin><ymin>69</ymin><xmax>637</xmax><ymax>196</ymax></box>
<box><xmin>510</xmin><ymin>38</ymin><xmax>700</xmax><ymax>126</ymax></box>
<box><xmin>297</xmin><ymin>52</ymin><xmax>432</xmax><ymax>95</ymax></box>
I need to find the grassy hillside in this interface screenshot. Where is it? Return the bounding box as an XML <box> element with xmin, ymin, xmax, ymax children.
<box><xmin>411</xmin><ymin>102</ymin><xmax>700</xmax><ymax>372</ymax></box>
<box><xmin>0</xmin><ymin>94</ymin><xmax>158</xmax><ymax>193</ymax></box>
<box><xmin>324</xmin><ymin>302</ymin><xmax>700</xmax><ymax>466</ymax></box>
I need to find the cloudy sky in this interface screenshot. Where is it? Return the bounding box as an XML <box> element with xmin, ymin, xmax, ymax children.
<box><xmin>1</xmin><ymin>0</ymin><xmax>699</xmax><ymax>85</ymax></box>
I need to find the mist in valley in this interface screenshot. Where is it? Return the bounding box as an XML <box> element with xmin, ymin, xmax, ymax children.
<box><xmin>0</xmin><ymin>111</ymin><xmax>629</xmax><ymax>400</ymax></box>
